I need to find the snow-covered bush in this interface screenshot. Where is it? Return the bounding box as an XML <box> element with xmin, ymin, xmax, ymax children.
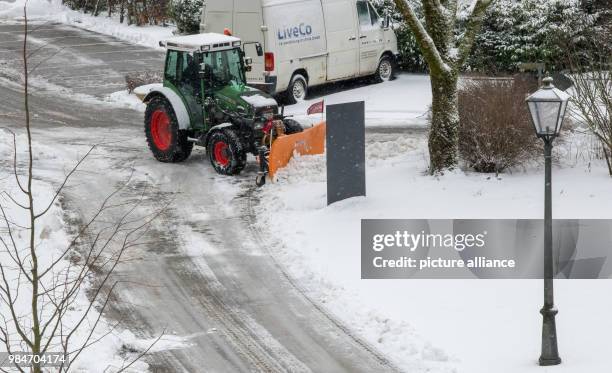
<box><xmin>468</xmin><ymin>0</ymin><xmax>600</xmax><ymax>73</ymax></box>
<box><xmin>169</xmin><ymin>0</ymin><xmax>203</xmax><ymax>34</ymax></box>
<box><xmin>457</xmin><ymin>77</ymin><xmax>541</xmax><ymax>173</ymax></box>
<box><xmin>125</xmin><ymin>71</ymin><xmax>163</xmax><ymax>92</ymax></box>
<box><xmin>568</xmin><ymin>45</ymin><xmax>612</xmax><ymax>175</ymax></box>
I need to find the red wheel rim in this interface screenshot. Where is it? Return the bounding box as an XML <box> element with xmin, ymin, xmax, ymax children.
<box><xmin>213</xmin><ymin>141</ymin><xmax>230</xmax><ymax>166</ymax></box>
<box><xmin>151</xmin><ymin>110</ymin><xmax>172</xmax><ymax>151</ymax></box>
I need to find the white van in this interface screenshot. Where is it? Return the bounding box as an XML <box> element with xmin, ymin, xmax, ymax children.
<box><xmin>200</xmin><ymin>0</ymin><xmax>399</xmax><ymax>104</ymax></box>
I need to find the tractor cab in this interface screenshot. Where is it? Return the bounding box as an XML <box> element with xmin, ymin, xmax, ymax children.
<box><xmin>159</xmin><ymin>33</ymin><xmax>271</xmax><ymax>130</ymax></box>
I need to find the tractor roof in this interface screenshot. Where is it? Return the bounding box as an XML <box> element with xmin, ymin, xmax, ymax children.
<box><xmin>160</xmin><ymin>33</ymin><xmax>241</xmax><ymax>53</ymax></box>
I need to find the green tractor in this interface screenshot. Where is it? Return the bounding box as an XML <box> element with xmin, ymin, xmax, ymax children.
<box><xmin>143</xmin><ymin>33</ymin><xmax>302</xmax><ymax>185</ymax></box>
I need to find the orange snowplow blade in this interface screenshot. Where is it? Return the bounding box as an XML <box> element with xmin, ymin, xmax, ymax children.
<box><xmin>269</xmin><ymin>122</ymin><xmax>326</xmax><ymax>178</ymax></box>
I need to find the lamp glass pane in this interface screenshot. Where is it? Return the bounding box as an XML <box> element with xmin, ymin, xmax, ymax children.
<box><xmin>557</xmin><ymin>99</ymin><xmax>569</xmax><ymax>133</ymax></box>
<box><xmin>529</xmin><ymin>101</ymin><xmax>561</xmax><ymax>135</ymax></box>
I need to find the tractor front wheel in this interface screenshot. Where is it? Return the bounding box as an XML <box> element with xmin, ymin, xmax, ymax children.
<box><xmin>207</xmin><ymin>128</ymin><xmax>247</xmax><ymax>175</ymax></box>
<box><xmin>145</xmin><ymin>97</ymin><xmax>193</xmax><ymax>162</ymax></box>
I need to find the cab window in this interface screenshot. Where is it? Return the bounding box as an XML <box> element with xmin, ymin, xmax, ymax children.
<box><xmin>176</xmin><ymin>52</ymin><xmax>199</xmax><ymax>88</ymax></box>
<box><xmin>202</xmin><ymin>48</ymin><xmax>245</xmax><ymax>87</ymax></box>
<box><xmin>356</xmin><ymin>1</ymin><xmax>371</xmax><ymax>29</ymax></box>
<box><xmin>165</xmin><ymin>50</ymin><xmax>179</xmax><ymax>84</ymax></box>
<box><xmin>368</xmin><ymin>2</ymin><xmax>380</xmax><ymax>26</ymax></box>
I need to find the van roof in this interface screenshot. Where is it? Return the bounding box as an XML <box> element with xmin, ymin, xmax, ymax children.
<box><xmin>160</xmin><ymin>33</ymin><xmax>241</xmax><ymax>52</ymax></box>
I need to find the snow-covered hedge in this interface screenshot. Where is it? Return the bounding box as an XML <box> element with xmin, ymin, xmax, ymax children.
<box><xmin>468</xmin><ymin>0</ymin><xmax>600</xmax><ymax>73</ymax></box>
<box><xmin>170</xmin><ymin>0</ymin><xmax>203</xmax><ymax>34</ymax></box>
<box><xmin>375</xmin><ymin>0</ymin><xmax>605</xmax><ymax>74</ymax></box>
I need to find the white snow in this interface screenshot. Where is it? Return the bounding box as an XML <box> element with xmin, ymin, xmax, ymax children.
<box><xmin>286</xmin><ymin>74</ymin><xmax>432</xmax><ymax>128</ymax></box>
<box><xmin>0</xmin><ymin>0</ymin><xmax>174</xmax><ymax>49</ymax></box>
<box><xmin>134</xmin><ymin>83</ymin><xmax>163</xmax><ymax>100</ymax></box>
<box><xmin>161</xmin><ymin>33</ymin><xmax>240</xmax><ymax>51</ymax></box>
<box><xmin>241</xmin><ymin>93</ymin><xmax>278</xmax><ymax>108</ymax></box>
<box><xmin>0</xmin><ymin>132</ymin><xmax>188</xmax><ymax>372</ymax></box>
<box><xmin>256</xmin><ymin>128</ymin><xmax>612</xmax><ymax>372</ymax></box>
<box><xmin>106</xmin><ymin>89</ymin><xmax>147</xmax><ymax>111</ymax></box>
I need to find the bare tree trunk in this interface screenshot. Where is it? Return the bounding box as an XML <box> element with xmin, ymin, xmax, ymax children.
<box><xmin>429</xmin><ymin>72</ymin><xmax>459</xmax><ymax>171</ymax></box>
<box><xmin>392</xmin><ymin>0</ymin><xmax>493</xmax><ymax>172</ymax></box>
<box><xmin>141</xmin><ymin>0</ymin><xmax>149</xmax><ymax>25</ymax></box>
<box><xmin>21</xmin><ymin>10</ymin><xmax>43</xmax><ymax>373</ymax></box>
<box><xmin>604</xmin><ymin>147</ymin><xmax>612</xmax><ymax>176</ymax></box>
<box><xmin>120</xmin><ymin>0</ymin><xmax>125</xmax><ymax>23</ymax></box>
<box><xmin>93</xmin><ymin>0</ymin><xmax>101</xmax><ymax>16</ymax></box>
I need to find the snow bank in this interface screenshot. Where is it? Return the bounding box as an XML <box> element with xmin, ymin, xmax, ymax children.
<box><xmin>106</xmin><ymin>89</ymin><xmax>147</xmax><ymax>111</ymax></box>
<box><xmin>0</xmin><ymin>0</ymin><xmax>174</xmax><ymax>49</ymax></box>
<box><xmin>256</xmin><ymin>131</ymin><xmax>612</xmax><ymax>372</ymax></box>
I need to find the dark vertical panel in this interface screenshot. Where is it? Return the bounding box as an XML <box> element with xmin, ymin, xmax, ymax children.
<box><xmin>326</xmin><ymin>101</ymin><xmax>366</xmax><ymax>205</ymax></box>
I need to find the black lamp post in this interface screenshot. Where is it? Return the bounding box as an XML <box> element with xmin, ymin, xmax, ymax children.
<box><xmin>526</xmin><ymin>76</ymin><xmax>570</xmax><ymax>366</ymax></box>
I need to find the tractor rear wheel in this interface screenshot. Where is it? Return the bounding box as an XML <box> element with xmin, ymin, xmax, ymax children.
<box><xmin>207</xmin><ymin>128</ymin><xmax>247</xmax><ymax>175</ymax></box>
<box><xmin>145</xmin><ymin>97</ymin><xmax>193</xmax><ymax>162</ymax></box>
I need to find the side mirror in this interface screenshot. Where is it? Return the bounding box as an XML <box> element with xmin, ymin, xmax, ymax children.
<box><xmin>383</xmin><ymin>14</ymin><xmax>391</xmax><ymax>29</ymax></box>
<box><xmin>255</xmin><ymin>43</ymin><xmax>263</xmax><ymax>57</ymax></box>
<box><xmin>245</xmin><ymin>57</ymin><xmax>253</xmax><ymax>66</ymax></box>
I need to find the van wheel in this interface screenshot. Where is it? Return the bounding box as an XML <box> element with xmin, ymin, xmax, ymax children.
<box><xmin>374</xmin><ymin>56</ymin><xmax>395</xmax><ymax>83</ymax></box>
<box><xmin>286</xmin><ymin>74</ymin><xmax>308</xmax><ymax>104</ymax></box>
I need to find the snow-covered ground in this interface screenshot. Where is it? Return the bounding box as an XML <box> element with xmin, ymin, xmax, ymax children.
<box><xmin>256</xmin><ymin>126</ymin><xmax>612</xmax><ymax>371</ymax></box>
<box><xmin>0</xmin><ymin>132</ymin><xmax>188</xmax><ymax>372</ymax></box>
<box><xmin>287</xmin><ymin>74</ymin><xmax>432</xmax><ymax>128</ymax></box>
<box><xmin>0</xmin><ymin>0</ymin><xmax>174</xmax><ymax>48</ymax></box>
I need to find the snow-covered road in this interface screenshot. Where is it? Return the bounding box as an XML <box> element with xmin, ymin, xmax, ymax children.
<box><xmin>0</xmin><ymin>21</ymin><xmax>403</xmax><ymax>372</ymax></box>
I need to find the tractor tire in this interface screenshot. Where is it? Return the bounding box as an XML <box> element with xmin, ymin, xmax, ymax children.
<box><xmin>145</xmin><ymin>97</ymin><xmax>193</xmax><ymax>163</ymax></box>
<box><xmin>373</xmin><ymin>55</ymin><xmax>395</xmax><ymax>83</ymax></box>
<box><xmin>207</xmin><ymin>128</ymin><xmax>247</xmax><ymax>175</ymax></box>
<box><xmin>283</xmin><ymin>119</ymin><xmax>304</xmax><ymax>135</ymax></box>
<box><xmin>285</xmin><ymin>74</ymin><xmax>308</xmax><ymax>105</ymax></box>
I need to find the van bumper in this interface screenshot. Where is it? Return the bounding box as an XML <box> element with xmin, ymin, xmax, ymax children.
<box><xmin>248</xmin><ymin>76</ymin><xmax>278</xmax><ymax>95</ymax></box>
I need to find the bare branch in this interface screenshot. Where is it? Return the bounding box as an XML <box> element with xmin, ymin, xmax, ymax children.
<box><xmin>393</xmin><ymin>0</ymin><xmax>449</xmax><ymax>75</ymax></box>
<box><xmin>455</xmin><ymin>0</ymin><xmax>494</xmax><ymax>68</ymax></box>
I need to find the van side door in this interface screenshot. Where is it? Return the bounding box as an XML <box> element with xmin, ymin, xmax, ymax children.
<box><xmin>323</xmin><ymin>0</ymin><xmax>359</xmax><ymax>81</ymax></box>
<box><xmin>356</xmin><ymin>1</ymin><xmax>385</xmax><ymax>76</ymax></box>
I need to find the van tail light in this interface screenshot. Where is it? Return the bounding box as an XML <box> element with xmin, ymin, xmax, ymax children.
<box><xmin>265</xmin><ymin>52</ymin><xmax>275</xmax><ymax>72</ymax></box>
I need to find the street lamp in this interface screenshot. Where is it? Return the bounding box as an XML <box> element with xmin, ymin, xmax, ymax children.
<box><xmin>526</xmin><ymin>76</ymin><xmax>570</xmax><ymax>366</ymax></box>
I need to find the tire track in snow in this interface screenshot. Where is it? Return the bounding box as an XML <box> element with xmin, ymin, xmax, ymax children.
<box><xmin>243</xmin><ymin>186</ymin><xmax>402</xmax><ymax>373</ymax></box>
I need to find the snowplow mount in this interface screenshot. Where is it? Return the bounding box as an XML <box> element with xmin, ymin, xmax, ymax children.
<box><xmin>256</xmin><ymin>122</ymin><xmax>326</xmax><ymax>186</ymax></box>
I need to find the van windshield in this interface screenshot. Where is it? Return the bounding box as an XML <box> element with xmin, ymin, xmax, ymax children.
<box><xmin>202</xmin><ymin>48</ymin><xmax>246</xmax><ymax>87</ymax></box>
